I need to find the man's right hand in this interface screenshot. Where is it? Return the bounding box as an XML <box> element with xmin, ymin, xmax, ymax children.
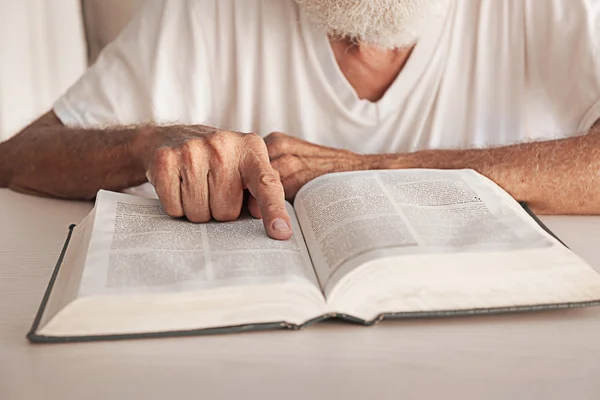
<box><xmin>1</xmin><ymin>112</ymin><xmax>291</xmax><ymax>240</ymax></box>
<box><xmin>131</xmin><ymin>125</ymin><xmax>293</xmax><ymax>240</ymax></box>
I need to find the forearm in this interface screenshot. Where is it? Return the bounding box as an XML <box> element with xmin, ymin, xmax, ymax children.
<box><xmin>369</xmin><ymin>130</ymin><xmax>600</xmax><ymax>214</ymax></box>
<box><xmin>0</xmin><ymin>119</ymin><xmax>148</xmax><ymax>199</ymax></box>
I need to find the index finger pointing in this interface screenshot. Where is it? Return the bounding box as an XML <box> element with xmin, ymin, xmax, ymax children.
<box><xmin>241</xmin><ymin>142</ymin><xmax>292</xmax><ymax>240</ymax></box>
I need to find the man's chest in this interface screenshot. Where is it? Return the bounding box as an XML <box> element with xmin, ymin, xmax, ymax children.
<box><xmin>209</xmin><ymin>67</ymin><xmax>564</xmax><ymax>155</ymax></box>
<box><xmin>175</xmin><ymin>0</ymin><xmax>596</xmax><ymax>154</ymax></box>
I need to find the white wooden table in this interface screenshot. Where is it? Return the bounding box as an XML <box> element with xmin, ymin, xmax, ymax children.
<box><xmin>1</xmin><ymin>188</ymin><xmax>599</xmax><ymax>400</ymax></box>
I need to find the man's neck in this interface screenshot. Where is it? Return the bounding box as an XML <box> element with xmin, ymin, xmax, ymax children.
<box><xmin>329</xmin><ymin>38</ymin><xmax>414</xmax><ymax>102</ymax></box>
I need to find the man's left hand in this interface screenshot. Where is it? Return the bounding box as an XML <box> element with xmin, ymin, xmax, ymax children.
<box><xmin>264</xmin><ymin>132</ymin><xmax>371</xmax><ymax>200</ymax></box>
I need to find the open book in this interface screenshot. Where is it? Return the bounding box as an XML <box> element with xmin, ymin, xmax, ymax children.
<box><xmin>28</xmin><ymin>169</ymin><xmax>600</xmax><ymax>342</ymax></box>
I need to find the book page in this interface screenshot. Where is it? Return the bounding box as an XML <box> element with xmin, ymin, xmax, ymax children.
<box><xmin>293</xmin><ymin>169</ymin><xmax>553</xmax><ymax>295</ymax></box>
<box><xmin>78</xmin><ymin>191</ymin><xmax>319</xmax><ymax>296</ymax></box>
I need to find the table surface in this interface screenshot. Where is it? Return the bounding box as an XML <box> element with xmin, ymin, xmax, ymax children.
<box><xmin>1</xmin><ymin>188</ymin><xmax>600</xmax><ymax>400</ymax></box>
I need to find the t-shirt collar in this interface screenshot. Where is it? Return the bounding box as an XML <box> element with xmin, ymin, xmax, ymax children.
<box><xmin>299</xmin><ymin>4</ymin><xmax>452</xmax><ymax>122</ymax></box>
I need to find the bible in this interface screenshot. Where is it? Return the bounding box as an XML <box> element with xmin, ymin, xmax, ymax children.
<box><xmin>28</xmin><ymin>169</ymin><xmax>600</xmax><ymax>343</ymax></box>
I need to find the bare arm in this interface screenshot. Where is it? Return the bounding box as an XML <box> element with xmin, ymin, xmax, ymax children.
<box><xmin>0</xmin><ymin>111</ymin><xmax>145</xmax><ymax>198</ymax></box>
<box><xmin>0</xmin><ymin>111</ymin><xmax>293</xmax><ymax>239</ymax></box>
<box><xmin>374</xmin><ymin>128</ymin><xmax>600</xmax><ymax>214</ymax></box>
<box><xmin>266</xmin><ymin>124</ymin><xmax>600</xmax><ymax>215</ymax></box>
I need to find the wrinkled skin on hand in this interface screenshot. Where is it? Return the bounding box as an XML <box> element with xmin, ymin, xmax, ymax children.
<box><xmin>264</xmin><ymin>132</ymin><xmax>370</xmax><ymax>201</ymax></box>
<box><xmin>133</xmin><ymin>126</ymin><xmax>293</xmax><ymax>240</ymax></box>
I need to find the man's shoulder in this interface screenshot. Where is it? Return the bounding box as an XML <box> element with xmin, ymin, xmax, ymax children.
<box><xmin>456</xmin><ymin>0</ymin><xmax>599</xmax><ymax>59</ymax></box>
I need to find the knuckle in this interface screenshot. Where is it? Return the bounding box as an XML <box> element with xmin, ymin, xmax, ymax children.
<box><xmin>269</xmin><ymin>131</ymin><xmax>285</xmax><ymax>140</ymax></box>
<box><xmin>185</xmin><ymin>211</ymin><xmax>211</xmax><ymax>224</ymax></box>
<box><xmin>245</xmin><ymin>132</ymin><xmax>266</xmax><ymax>148</ymax></box>
<box><xmin>207</xmin><ymin>130</ymin><xmax>230</xmax><ymax>147</ymax></box>
<box><xmin>246</xmin><ymin>132</ymin><xmax>262</xmax><ymax>141</ymax></box>
<box><xmin>263</xmin><ymin>201</ymin><xmax>286</xmax><ymax>217</ymax></box>
<box><xmin>207</xmin><ymin>131</ymin><xmax>238</xmax><ymax>165</ymax></box>
<box><xmin>264</xmin><ymin>131</ymin><xmax>284</xmax><ymax>144</ymax></box>
<box><xmin>266</xmin><ymin>134</ymin><xmax>291</xmax><ymax>155</ymax></box>
<box><xmin>258</xmin><ymin>171</ymin><xmax>283</xmax><ymax>189</ymax></box>
<box><xmin>180</xmin><ymin>139</ymin><xmax>198</xmax><ymax>154</ymax></box>
<box><xmin>213</xmin><ymin>129</ymin><xmax>235</xmax><ymax>138</ymax></box>
<box><xmin>212</xmin><ymin>207</ymin><xmax>241</xmax><ymax>222</ymax></box>
<box><xmin>162</xmin><ymin>203</ymin><xmax>184</xmax><ymax>219</ymax></box>
<box><xmin>208</xmin><ymin>147</ymin><xmax>228</xmax><ymax>168</ymax></box>
<box><xmin>179</xmin><ymin>140</ymin><xmax>204</xmax><ymax>167</ymax></box>
<box><xmin>153</xmin><ymin>147</ymin><xmax>178</xmax><ymax>168</ymax></box>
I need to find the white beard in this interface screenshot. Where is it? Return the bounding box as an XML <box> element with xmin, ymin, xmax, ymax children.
<box><xmin>296</xmin><ymin>0</ymin><xmax>450</xmax><ymax>49</ymax></box>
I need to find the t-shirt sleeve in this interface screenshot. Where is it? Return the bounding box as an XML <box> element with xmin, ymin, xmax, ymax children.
<box><xmin>53</xmin><ymin>0</ymin><xmax>214</xmax><ymax>128</ymax></box>
<box><xmin>525</xmin><ymin>0</ymin><xmax>600</xmax><ymax>133</ymax></box>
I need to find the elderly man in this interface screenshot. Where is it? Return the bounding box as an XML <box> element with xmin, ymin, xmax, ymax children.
<box><xmin>0</xmin><ymin>0</ymin><xmax>599</xmax><ymax>240</ymax></box>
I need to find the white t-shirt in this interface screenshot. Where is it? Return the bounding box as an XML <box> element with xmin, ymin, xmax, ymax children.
<box><xmin>54</xmin><ymin>0</ymin><xmax>600</xmax><ymax>154</ymax></box>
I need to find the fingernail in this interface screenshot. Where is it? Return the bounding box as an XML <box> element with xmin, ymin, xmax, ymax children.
<box><xmin>272</xmin><ymin>218</ymin><xmax>291</xmax><ymax>232</ymax></box>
